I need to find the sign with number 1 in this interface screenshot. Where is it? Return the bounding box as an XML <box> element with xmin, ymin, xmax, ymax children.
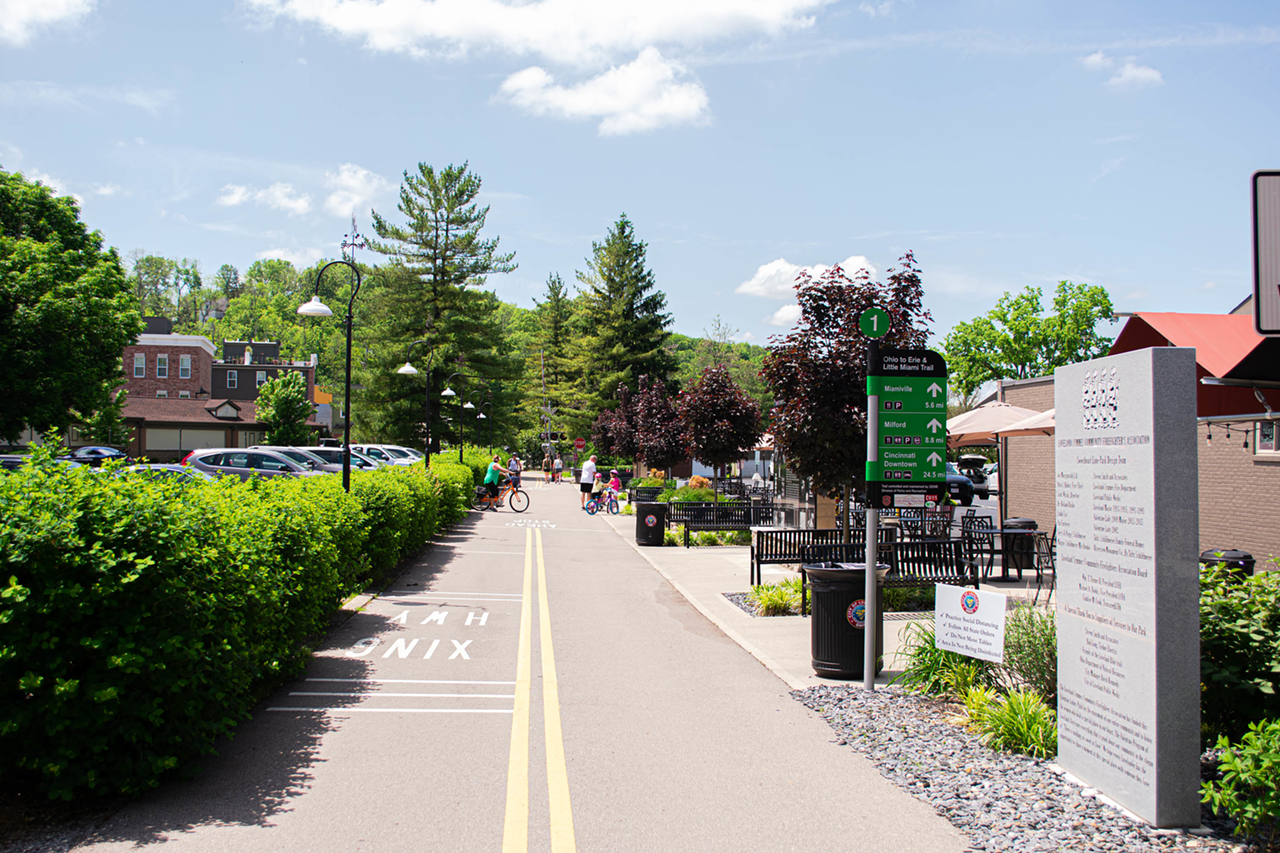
<box><xmin>859</xmin><ymin>307</ymin><xmax>890</xmax><ymax>338</ymax></box>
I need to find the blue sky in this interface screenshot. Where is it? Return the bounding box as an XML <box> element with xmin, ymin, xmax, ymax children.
<box><xmin>3</xmin><ymin>1</ymin><xmax>1279</xmax><ymax>346</ymax></box>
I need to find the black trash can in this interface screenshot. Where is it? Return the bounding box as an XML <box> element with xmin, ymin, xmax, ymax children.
<box><xmin>1200</xmin><ymin>549</ymin><xmax>1255</xmax><ymax>581</ymax></box>
<box><xmin>805</xmin><ymin>562</ymin><xmax>888</xmax><ymax>679</ymax></box>
<box><xmin>635</xmin><ymin>502</ymin><xmax>667</xmax><ymax>546</ymax></box>
<box><xmin>1000</xmin><ymin>518</ymin><xmax>1038</xmax><ymax>581</ymax></box>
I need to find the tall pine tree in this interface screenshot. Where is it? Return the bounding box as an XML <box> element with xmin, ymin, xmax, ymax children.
<box><xmin>570</xmin><ymin>214</ymin><xmax>675</xmax><ymax>425</ymax></box>
<box><xmin>358</xmin><ymin>162</ymin><xmax>519</xmax><ymax>447</ymax></box>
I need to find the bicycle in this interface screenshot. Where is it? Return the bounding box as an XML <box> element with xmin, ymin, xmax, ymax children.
<box><xmin>473</xmin><ymin>479</ymin><xmax>529</xmax><ymax>513</ymax></box>
<box><xmin>585</xmin><ymin>489</ymin><xmax>619</xmax><ymax>516</ymax></box>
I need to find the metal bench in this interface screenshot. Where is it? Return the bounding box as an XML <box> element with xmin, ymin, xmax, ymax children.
<box><xmin>667</xmin><ymin>501</ymin><xmax>776</xmax><ymax>547</ymax></box>
<box><xmin>749</xmin><ymin>527</ymin><xmax>898</xmax><ymax>585</ymax></box>
<box><xmin>799</xmin><ymin>539</ymin><xmax>979</xmax><ymax>615</ymax></box>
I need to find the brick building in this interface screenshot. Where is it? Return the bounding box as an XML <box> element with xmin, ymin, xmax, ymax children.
<box><xmin>119</xmin><ymin>319</ymin><xmax>319</xmax><ymax>461</ymax></box>
<box><xmin>998</xmin><ymin>309</ymin><xmax>1280</xmax><ymax>565</ymax></box>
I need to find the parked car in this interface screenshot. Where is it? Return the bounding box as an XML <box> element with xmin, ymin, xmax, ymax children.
<box><xmin>351</xmin><ymin>444</ymin><xmax>417</xmax><ymax>466</ymax></box>
<box><xmin>124</xmin><ymin>463</ymin><xmax>214</xmax><ymax>483</ymax></box>
<box><xmin>956</xmin><ymin>454</ymin><xmax>990</xmax><ymax>500</ymax></box>
<box><xmin>69</xmin><ymin>446</ymin><xmax>129</xmax><ymax>467</ymax></box>
<box><xmin>0</xmin><ymin>454</ymin><xmax>28</xmax><ymax>473</ymax></box>
<box><xmin>300</xmin><ymin>446</ymin><xmax>385</xmax><ymax>470</ymax></box>
<box><xmin>182</xmin><ymin>448</ymin><xmax>317</xmax><ymax>481</ymax></box>
<box><xmin>249</xmin><ymin>445</ymin><xmax>343</xmax><ymax>474</ymax></box>
<box><xmin>945</xmin><ymin>462</ymin><xmax>975</xmax><ymax>506</ymax></box>
<box><xmin>985</xmin><ymin>462</ymin><xmax>999</xmax><ymax>496</ymax></box>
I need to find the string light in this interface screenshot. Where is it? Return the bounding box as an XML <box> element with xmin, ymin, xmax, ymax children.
<box><xmin>1243</xmin><ymin>432</ymin><xmax>1250</xmax><ymax>453</ymax></box>
<box><xmin>1206</xmin><ymin>426</ymin><xmax>1212</xmax><ymax>446</ymax></box>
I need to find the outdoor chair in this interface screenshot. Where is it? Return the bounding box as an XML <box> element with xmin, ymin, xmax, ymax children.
<box><xmin>1033</xmin><ymin>527</ymin><xmax>1056</xmax><ymax>606</ymax></box>
<box><xmin>923</xmin><ymin>504</ymin><xmax>955</xmax><ymax>539</ymax></box>
<box><xmin>961</xmin><ymin>515</ymin><xmax>996</xmax><ymax>579</ymax></box>
<box><xmin>896</xmin><ymin>507</ymin><xmax>925</xmax><ymax>541</ymax></box>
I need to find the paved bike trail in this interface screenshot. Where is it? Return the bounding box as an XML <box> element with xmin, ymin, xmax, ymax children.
<box><xmin>76</xmin><ymin>481</ymin><xmax>965</xmax><ymax>852</ymax></box>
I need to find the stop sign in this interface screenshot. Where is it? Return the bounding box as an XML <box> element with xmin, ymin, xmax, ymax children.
<box><xmin>573</xmin><ymin>437</ymin><xmax>586</xmax><ymax>451</ymax></box>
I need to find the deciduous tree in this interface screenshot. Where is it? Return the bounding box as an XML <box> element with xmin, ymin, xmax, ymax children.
<box><xmin>678</xmin><ymin>365</ymin><xmax>762</xmax><ymax>498</ymax></box>
<box><xmin>943</xmin><ymin>281</ymin><xmax>1114</xmax><ymax>396</ymax></box>
<box><xmin>0</xmin><ymin>170</ymin><xmax>142</xmax><ymax>443</ymax></box>
<box><xmin>256</xmin><ymin>370</ymin><xmax>313</xmax><ymax>446</ymax></box>
<box><xmin>633</xmin><ymin>375</ymin><xmax>686</xmax><ymax>472</ymax></box>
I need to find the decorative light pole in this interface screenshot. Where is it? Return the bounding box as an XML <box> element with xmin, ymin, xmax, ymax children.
<box><xmin>297</xmin><ymin>221</ymin><xmax>369</xmax><ymax>492</ymax></box>
<box><xmin>442</xmin><ymin>372</ymin><xmax>477</xmax><ymax>464</ymax></box>
<box><xmin>396</xmin><ymin>334</ymin><xmax>435</xmax><ymax>466</ymax></box>
<box><xmin>477</xmin><ymin>400</ymin><xmax>494</xmax><ymax>453</ymax></box>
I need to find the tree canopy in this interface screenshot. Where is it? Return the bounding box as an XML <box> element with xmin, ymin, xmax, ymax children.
<box><xmin>256</xmin><ymin>370</ymin><xmax>314</xmax><ymax>446</ymax></box>
<box><xmin>678</xmin><ymin>364</ymin><xmax>762</xmax><ymax>478</ymax></box>
<box><xmin>0</xmin><ymin>170</ymin><xmax>142</xmax><ymax>443</ymax></box>
<box><xmin>942</xmin><ymin>281</ymin><xmax>1114</xmax><ymax>395</ymax></box>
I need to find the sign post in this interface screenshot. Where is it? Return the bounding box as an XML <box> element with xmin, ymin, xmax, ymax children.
<box><xmin>864</xmin><ymin>332</ymin><xmax>947</xmax><ymax>691</ymax></box>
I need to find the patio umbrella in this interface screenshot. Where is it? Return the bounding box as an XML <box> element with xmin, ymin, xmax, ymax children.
<box><xmin>994</xmin><ymin>408</ymin><xmax>1056</xmax><ymax>438</ymax></box>
<box><xmin>946</xmin><ymin>401</ymin><xmax>1043</xmax><ymax>448</ymax></box>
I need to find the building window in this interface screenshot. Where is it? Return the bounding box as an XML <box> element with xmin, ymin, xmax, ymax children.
<box><xmin>1254</xmin><ymin>421</ymin><xmax>1280</xmax><ymax>458</ymax></box>
<box><xmin>156</xmin><ymin>390</ymin><xmax>168</xmax><ymax>399</ymax></box>
<box><xmin>179</xmin><ymin>354</ymin><xmax>191</xmax><ymax>379</ymax></box>
<box><xmin>178</xmin><ymin>390</ymin><xmax>191</xmax><ymax>399</ymax></box>
<box><xmin>256</xmin><ymin>370</ymin><xmax>268</xmax><ymax>387</ymax></box>
<box><xmin>227</xmin><ymin>370</ymin><xmax>238</xmax><ymax>389</ymax></box>
<box><xmin>156</xmin><ymin>354</ymin><xmax>169</xmax><ymax>379</ymax></box>
<box><xmin>134</xmin><ymin>353</ymin><xmax>145</xmax><ymax>377</ymax></box>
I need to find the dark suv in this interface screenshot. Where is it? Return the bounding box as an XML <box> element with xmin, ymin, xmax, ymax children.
<box><xmin>945</xmin><ymin>462</ymin><xmax>975</xmax><ymax>506</ymax></box>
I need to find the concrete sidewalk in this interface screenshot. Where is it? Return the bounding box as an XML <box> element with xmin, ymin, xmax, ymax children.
<box><xmin>599</xmin><ymin>509</ymin><xmax>1048</xmax><ymax>691</ymax></box>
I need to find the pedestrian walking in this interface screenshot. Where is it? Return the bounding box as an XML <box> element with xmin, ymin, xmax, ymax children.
<box><xmin>553</xmin><ymin>454</ymin><xmax>563</xmax><ymax>483</ymax></box>
<box><xmin>542</xmin><ymin>452</ymin><xmax>552</xmax><ymax>483</ymax></box>
<box><xmin>579</xmin><ymin>454</ymin><xmax>597</xmax><ymax>509</ymax></box>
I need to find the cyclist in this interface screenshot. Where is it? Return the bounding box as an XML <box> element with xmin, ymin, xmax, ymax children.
<box><xmin>483</xmin><ymin>455</ymin><xmax>511</xmax><ymax>511</ymax></box>
<box><xmin>508</xmin><ymin>454</ymin><xmax>523</xmax><ymax>489</ymax></box>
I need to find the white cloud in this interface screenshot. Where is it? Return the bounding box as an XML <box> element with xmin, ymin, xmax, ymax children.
<box><xmin>0</xmin><ymin>81</ymin><xmax>174</xmax><ymax>114</ymax></box>
<box><xmin>1106</xmin><ymin>62</ymin><xmax>1164</xmax><ymax>90</ymax></box>
<box><xmin>1090</xmin><ymin>156</ymin><xmax>1126</xmax><ymax>183</ymax></box>
<box><xmin>215</xmin><ymin>182</ymin><xmax>312</xmax><ymax>215</ymax></box>
<box><xmin>323</xmin><ymin>163</ymin><xmax>390</xmax><ymax>216</ymax></box>
<box><xmin>0</xmin><ymin>0</ymin><xmax>94</xmax><ymax>47</ymax></box>
<box><xmin>216</xmin><ymin>184</ymin><xmax>254</xmax><ymax>207</ymax></box>
<box><xmin>255</xmin><ymin>246</ymin><xmax>324</xmax><ymax>268</ymax></box>
<box><xmin>767</xmin><ymin>304</ymin><xmax>802</xmax><ymax>327</ymax></box>
<box><xmin>742</xmin><ymin>331</ymin><xmax>756</xmax><ymax>341</ymax></box>
<box><xmin>93</xmin><ymin>182</ymin><xmax>121</xmax><ymax>196</ymax></box>
<box><xmin>243</xmin><ymin>0</ymin><xmax>828</xmax><ymax>67</ymax></box>
<box><xmin>1079</xmin><ymin>50</ymin><xmax>1113</xmax><ymax>70</ymax></box>
<box><xmin>857</xmin><ymin>2</ymin><xmax>894</xmax><ymax>18</ymax></box>
<box><xmin>736</xmin><ymin>254</ymin><xmax>875</xmax><ymax>298</ymax></box>
<box><xmin>499</xmin><ymin>48</ymin><xmax>709</xmax><ymax>135</ymax></box>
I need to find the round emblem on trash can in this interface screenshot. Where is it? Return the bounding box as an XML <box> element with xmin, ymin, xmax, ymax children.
<box><xmin>961</xmin><ymin>591</ymin><xmax>980</xmax><ymax>614</ymax></box>
<box><xmin>644</xmin><ymin>514</ymin><xmax>658</xmax><ymax>527</ymax></box>
<box><xmin>847</xmin><ymin>600</ymin><xmax>866</xmax><ymax>629</ymax></box>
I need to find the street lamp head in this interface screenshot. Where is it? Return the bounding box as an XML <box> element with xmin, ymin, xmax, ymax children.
<box><xmin>441</xmin><ymin>387</ymin><xmax>456</xmax><ymax>398</ymax></box>
<box><xmin>463</xmin><ymin>401</ymin><xmax>475</xmax><ymax>410</ymax></box>
<box><xmin>397</xmin><ymin>362</ymin><xmax>418</xmax><ymax>375</ymax></box>
<box><xmin>297</xmin><ymin>295</ymin><xmax>334</xmax><ymax>317</ymax></box>
<box><xmin>478</xmin><ymin>412</ymin><xmax>487</xmax><ymax>419</ymax></box>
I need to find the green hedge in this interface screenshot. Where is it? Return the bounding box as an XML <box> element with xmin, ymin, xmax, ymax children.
<box><xmin>0</xmin><ymin>449</ymin><xmax>470</xmax><ymax>800</ymax></box>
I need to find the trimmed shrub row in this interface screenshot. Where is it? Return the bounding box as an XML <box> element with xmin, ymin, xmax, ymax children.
<box><xmin>0</xmin><ymin>449</ymin><xmax>472</xmax><ymax>800</ymax></box>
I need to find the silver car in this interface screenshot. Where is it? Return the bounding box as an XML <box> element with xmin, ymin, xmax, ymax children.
<box><xmin>183</xmin><ymin>448</ymin><xmax>316</xmax><ymax>481</ymax></box>
<box><xmin>249</xmin><ymin>445</ymin><xmax>343</xmax><ymax>474</ymax></box>
<box><xmin>351</xmin><ymin>444</ymin><xmax>417</xmax><ymax>466</ymax></box>
<box><xmin>299</xmin><ymin>446</ymin><xmax>385</xmax><ymax>470</ymax></box>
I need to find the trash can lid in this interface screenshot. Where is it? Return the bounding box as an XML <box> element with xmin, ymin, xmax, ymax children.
<box><xmin>1002</xmin><ymin>517</ymin><xmax>1037</xmax><ymax>528</ymax></box>
<box><xmin>803</xmin><ymin>562</ymin><xmax>891</xmax><ymax>582</ymax></box>
<box><xmin>1200</xmin><ymin>549</ymin><xmax>1252</xmax><ymax>562</ymax></box>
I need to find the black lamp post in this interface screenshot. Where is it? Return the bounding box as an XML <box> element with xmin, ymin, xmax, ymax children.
<box><xmin>298</xmin><ymin>260</ymin><xmax>362</xmax><ymax>492</ymax></box>
<box><xmin>441</xmin><ymin>372</ymin><xmax>477</xmax><ymax>464</ymax></box>
<box><xmin>396</xmin><ymin>337</ymin><xmax>435</xmax><ymax>466</ymax></box>
<box><xmin>477</xmin><ymin>400</ymin><xmax>494</xmax><ymax>453</ymax></box>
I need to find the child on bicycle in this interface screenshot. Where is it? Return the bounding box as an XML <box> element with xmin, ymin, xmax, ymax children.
<box><xmin>607</xmin><ymin>469</ymin><xmax>622</xmax><ymax>496</ymax></box>
<box><xmin>590</xmin><ymin>473</ymin><xmax>605</xmax><ymax>501</ymax></box>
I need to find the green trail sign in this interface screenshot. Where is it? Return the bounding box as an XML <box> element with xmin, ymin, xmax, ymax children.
<box><xmin>866</xmin><ymin>347</ymin><xmax>948</xmax><ymax>508</ymax></box>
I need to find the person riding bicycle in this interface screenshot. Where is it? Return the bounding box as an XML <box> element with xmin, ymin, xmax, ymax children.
<box><xmin>508</xmin><ymin>454</ymin><xmax>523</xmax><ymax>489</ymax></box>
<box><xmin>607</xmin><ymin>469</ymin><xmax>622</xmax><ymax>495</ymax></box>
<box><xmin>590</xmin><ymin>473</ymin><xmax>606</xmax><ymax>501</ymax></box>
<box><xmin>483</xmin><ymin>455</ymin><xmax>511</xmax><ymax>511</ymax></box>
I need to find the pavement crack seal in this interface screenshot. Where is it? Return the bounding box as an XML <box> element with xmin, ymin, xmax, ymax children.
<box><xmin>502</xmin><ymin>528</ymin><xmax>578</xmax><ymax>853</ymax></box>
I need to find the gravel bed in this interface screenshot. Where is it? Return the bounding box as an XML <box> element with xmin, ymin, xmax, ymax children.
<box><xmin>723</xmin><ymin>591</ymin><xmax>757</xmax><ymax>616</ymax></box>
<box><xmin>794</xmin><ymin>684</ymin><xmax>1246</xmax><ymax>853</ymax></box>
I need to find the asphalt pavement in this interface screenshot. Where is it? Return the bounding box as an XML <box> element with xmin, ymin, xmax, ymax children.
<box><xmin>74</xmin><ymin>480</ymin><xmax>968</xmax><ymax>852</ymax></box>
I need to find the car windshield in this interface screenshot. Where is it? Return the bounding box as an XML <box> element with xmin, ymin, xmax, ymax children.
<box><xmin>382</xmin><ymin>447</ymin><xmax>410</xmax><ymax>458</ymax></box>
<box><xmin>946</xmin><ymin>462</ymin><xmax>960</xmax><ymax>475</ymax></box>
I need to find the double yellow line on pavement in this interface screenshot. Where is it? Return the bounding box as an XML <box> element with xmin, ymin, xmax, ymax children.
<box><xmin>503</xmin><ymin>529</ymin><xmax>577</xmax><ymax>853</ymax></box>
